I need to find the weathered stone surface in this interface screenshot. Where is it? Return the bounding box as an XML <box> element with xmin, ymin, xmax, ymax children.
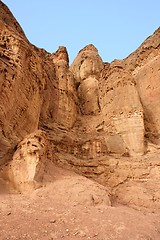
<box><xmin>54</xmin><ymin>152</ymin><xmax>160</xmax><ymax>212</ymax></box>
<box><xmin>77</xmin><ymin>76</ymin><xmax>100</xmax><ymax>115</ymax></box>
<box><xmin>0</xmin><ymin>1</ymin><xmax>27</xmax><ymax>39</ymax></box>
<box><xmin>70</xmin><ymin>44</ymin><xmax>103</xmax><ymax>83</ymax></box>
<box><xmin>5</xmin><ymin>130</ymin><xmax>49</xmax><ymax>192</ymax></box>
<box><xmin>0</xmin><ymin>1</ymin><xmax>160</xmax><ymax>215</ymax></box>
<box><xmin>70</xmin><ymin>44</ymin><xmax>103</xmax><ymax>115</ymax></box>
<box><xmin>0</xmin><ymin>2</ymin><xmax>77</xmax><ymax>165</ymax></box>
<box><xmin>99</xmin><ymin>64</ymin><xmax>145</xmax><ymax>156</ymax></box>
<box><xmin>134</xmin><ymin>55</ymin><xmax>160</xmax><ymax>142</ymax></box>
<box><xmin>49</xmin><ymin>46</ymin><xmax>77</xmax><ymax>129</ymax></box>
<box><xmin>0</xmin><ymin>4</ymin><xmax>47</xmax><ymax>163</ymax></box>
<box><xmin>123</xmin><ymin>28</ymin><xmax>160</xmax><ymax>143</ymax></box>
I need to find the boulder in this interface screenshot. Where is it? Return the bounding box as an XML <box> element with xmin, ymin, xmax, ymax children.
<box><xmin>6</xmin><ymin>130</ymin><xmax>49</xmax><ymax>192</ymax></box>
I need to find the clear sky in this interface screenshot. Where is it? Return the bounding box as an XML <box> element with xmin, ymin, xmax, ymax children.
<box><xmin>2</xmin><ymin>0</ymin><xmax>160</xmax><ymax>64</ymax></box>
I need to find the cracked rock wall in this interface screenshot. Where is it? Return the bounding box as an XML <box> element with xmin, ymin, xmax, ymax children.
<box><xmin>1</xmin><ymin>1</ymin><xmax>160</xmax><ymax>211</ymax></box>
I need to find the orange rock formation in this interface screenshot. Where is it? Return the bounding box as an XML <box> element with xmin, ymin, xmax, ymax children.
<box><xmin>0</xmin><ymin>1</ymin><xmax>160</xmax><ymax>214</ymax></box>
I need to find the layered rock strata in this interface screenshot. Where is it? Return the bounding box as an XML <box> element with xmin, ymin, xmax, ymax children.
<box><xmin>0</xmin><ymin>1</ymin><xmax>160</xmax><ymax>211</ymax></box>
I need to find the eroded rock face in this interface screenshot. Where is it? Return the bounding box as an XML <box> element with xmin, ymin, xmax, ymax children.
<box><xmin>70</xmin><ymin>44</ymin><xmax>103</xmax><ymax>115</ymax></box>
<box><xmin>99</xmin><ymin>64</ymin><xmax>144</xmax><ymax>156</ymax></box>
<box><xmin>1</xmin><ymin>1</ymin><xmax>160</xmax><ymax>213</ymax></box>
<box><xmin>6</xmin><ymin>130</ymin><xmax>50</xmax><ymax>192</ymax></box>
<box><xmin>134</xmin><ymin>55</ymin><xmax>160</xmax><ymax>142</ymax></box>
<box><xmin>0</xmin><ymin>2</ymin><xmax>77</xmax><ymax>165</ymax></box>
<box><xmin>123</xmin><ymin>27</ymin><xmax>160</xmax><ymax>143</ymax></box>
<box><xmin>0</xmin><ymin>4</ymin><xmax>47</xmax><ymax>164</ymax></box>
<box><xmin>49</xmin><ymin>46</ymin><xmax>77</xmax><ymax>129</ymax></box>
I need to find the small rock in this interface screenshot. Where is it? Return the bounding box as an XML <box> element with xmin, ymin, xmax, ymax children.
<box><xmin>73</xmin><ymin>230</ymin><xmax>86</xmax><ymax>237</ymax></box>
<box><xmin>50</xmin><ymin>219</ymin><xmax>56</xmax><ymax>223</ymax></box>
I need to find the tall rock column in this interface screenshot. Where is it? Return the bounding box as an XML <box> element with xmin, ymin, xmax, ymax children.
<box><xmin>50</xmin><ymin>47</ymin><xmax>77</xmax><ymax>129</ymax></box>
<box><xmin>123</xmin><ymin>27</ymin><xmax>160</xmax><ymax>144</ymax></box>
<box><xmin>100</xmin><ymin>63</ymin><xmax>145</xmax><ymax>156</ymax></box>
<box><xmin>70</xmin><ymin>44</ymin><xmax>103</xmax><ymax>115</ymax></box>
<box><xmin>134</xmin><ymin>55</ymin><xmax>160</xmax><ymax>143</ymax></box>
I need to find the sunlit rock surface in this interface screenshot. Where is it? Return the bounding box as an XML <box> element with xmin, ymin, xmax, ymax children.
<box><xmin>0</xmin><ymin>1</ymin><xmax>160</xmax><ymax>213</ymax></box>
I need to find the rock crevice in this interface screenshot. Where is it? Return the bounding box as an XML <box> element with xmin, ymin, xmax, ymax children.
<box><xmin>0</xmin><ymin>1</ymin><xmax>160</xmax><ymax>211</ymax></box>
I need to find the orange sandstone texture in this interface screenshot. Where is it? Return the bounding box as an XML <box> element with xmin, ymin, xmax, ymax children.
<box><xmin>0</xmin><ymin>1</ymin><xmax>160</xmax><ymax>216</ymax></box>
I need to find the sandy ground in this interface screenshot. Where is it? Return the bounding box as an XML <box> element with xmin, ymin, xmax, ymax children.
<box><xmin>0</xmin><ymin>163</ymin><xmax>160</xmax><ymax>240</ymax></box>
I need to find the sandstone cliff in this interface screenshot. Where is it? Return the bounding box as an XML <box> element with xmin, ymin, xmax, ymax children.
<box><xmin>0</xmin><ymin>1</ymin><xmax>160</xmax><ymax>214</ymax></box>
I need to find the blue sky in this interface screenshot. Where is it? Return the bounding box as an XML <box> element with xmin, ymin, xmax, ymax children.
<box><xmin>2</xmin><ymin>0</ymin><xmax>160</xmax><ymax>63</ymax></box>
